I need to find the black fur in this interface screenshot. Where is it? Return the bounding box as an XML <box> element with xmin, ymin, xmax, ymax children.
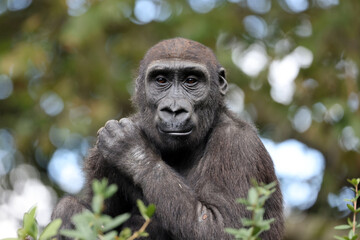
<box><xmin>52</xmin><ymin>38</ymin><xmax>284</xmax><ymax>240</ymax></box>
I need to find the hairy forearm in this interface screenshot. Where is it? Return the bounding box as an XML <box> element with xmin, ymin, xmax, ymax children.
<box><xmin>129</xmin><ymin>158</ymin><xmax>231</xmax><ymax>239</ymax></box>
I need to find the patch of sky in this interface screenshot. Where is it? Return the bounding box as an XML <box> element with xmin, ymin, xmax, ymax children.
<box><xmin>247</xmin><ymin>0</ymin><xmax>271</xmax><ymax>14</ymax></box>
<box><xmin>0</xmin><ymin>75</ymin><xmax>13</xmax><ymax>100</ymax></box>
<box><xmin>188</xmin><ymin>0</ymin><xmax>216</xmax><ymax>13</ymax></box>
<box><xmin>66</xmin><ymin>0</ymin><xmax>89</xmax><ymax>16</ymax></box>
<box><xmin>232</xmin><ymin>42</ymin><xmax>269</xmax><ymax>78</ymax></box>
<box><xmin>40</xmin><ymin>92</ymin><xmax>64</xmax><ymax>117</ymax></box>
<box><xmin>48</xmin><ymin>149</ymin><xmax>85</xmax><ymax>194</ymax></box>
<box><xmin>243</xmin><ymin>15</ymin><xmax>268</xmax><ymax>39</ymax></box>
<box><xmin>279</xmin><ymin>0</ymin><xmax>309</xmax><ymax>13</ymax></box>
<box><xmin>0</xmin><ymin>129</ymin><xmax>16</xmax><ymax>176</ymax></box>
<box><xmin>262</xmin><ymin>138</ymin><xmax>325</xmax><ymax>210</ymax></box>
<box><xmin>7</xmin><ymin>0</ymin><xmax>31</xmax><ymax>11</ymax></box>
<box><xmin>133</xmin><ymin>0</ymin><xmax>172</xmax><ymax>24</ymax></box>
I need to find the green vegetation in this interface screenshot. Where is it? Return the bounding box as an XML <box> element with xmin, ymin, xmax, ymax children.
<box><xmin>1</xmin><ymin>207</ymin><xmax>61</xmax><ymax>240</ymax></box>
<box><xmin>1</xmin><ymin>179</ymin><xmax>155</xmax><ymax>240</ymax></box>
<box><xmin>226</xmin><ymin>181</ymin><xmax>276</xmax><ymax>240</ymax></box>
<box><xmin>3</xmin><ymin>178</ymin><xmax>360</xmax><ymax>240</ymax></box>
<box><xmin>334</xmin><ymin>178</ymin><xmax>360</xmax><ymax>240</ymax></box>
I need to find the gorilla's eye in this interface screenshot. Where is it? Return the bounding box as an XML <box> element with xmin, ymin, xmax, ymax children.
<box><xmin>155</xmin><ymin>77</ymin><xmax>168</xmax><ymax>85</ymax></box>
<box><xmin>184</xmin><ymin>77</ymin><xmax>198</xmax><ymax>86</ymax></box>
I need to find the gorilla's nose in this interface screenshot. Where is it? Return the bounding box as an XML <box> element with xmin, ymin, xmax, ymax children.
<box><xmin>158</xmin><ymin>99</ymin><xmax>192</xmax><ymax>124</ymax></box>
<box><xmin>159</xmin><ymin>105</ymin><xmax>190</xmax><ymax>123</ymax></box>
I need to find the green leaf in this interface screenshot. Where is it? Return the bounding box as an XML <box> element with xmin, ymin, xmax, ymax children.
<box><xmin>23</xmin><ymin>206</ymin><xmax>37</xmax><ymax>228</ymax></box>
<box><xmin>334</xmin><ymin>236</ymin><xmax>347</xmax><ymax>240</ymax></box>
<box><xmin>348</xmin><ymin>229</ymin><xmax>355</xmax><ymax>239</ymax></box>
<box><xmin>347</xmin><ymin>218</ymin><xmax>353</xmax><ymax>226</ymax></box>
<box><xmin>92</xmin><ymin>195</ymin><xmax>103</xmax><ymax>214</ymax></box>
<box><xmin>236</xmin><ymin>198</ymin><xmax>248</xmax><ymax>205</ymax></box>
<box><xmin>347</xmin><ymin>204</ymin><xmax>355</xmax><ymax>212</ymax></box>
<box><xmin>102</xmin><ymin>213</ymin><xmax>131</xmax><ymax>232</ymax></box>
<box><xmin>66</xmin><ymin>210</ymin><xmax>98</xmax><ymax>240</ymax></box>
<box><xmin>17</xmin><ymin>228</ymin><xmax>27</xmax><ymax>239</ymax></box>
<box><xmin>101</xmin><ymin>178</ymin><xmax>109</xmax><ymax>188</ymax></box>
<box><xmin>139</xmin><ymin>232</ymin><xmax>149</xmax><ymax>237</ymax></box>
<box><xmin>137</xmin><ymin>199</ymin><xmax>149</xmax><ymax>220</ymax></box>
<box><xmin>258</xmin><ymin>196</ymin><xmax>270</xmax><ymax>206</ymax></box>
<box><xmin>21</xmin><ymin>206</ymin><xmax>38</xmax><ymax>239</ymax></box>
<box><xmin>92</xmin><ymin>179</ymin><xmax>101</xmax><ymax>194</ymax></box>
<box><xmin>264</xmin><ymin>181</ymin><xmax>277</xmax><ymax>190</ymax></box>
<box><xmin>347</xmin><ymin>178</ymin><xmax>360</xmax><ymax>187</ymax></box>
<box><xmin>248</xmin><ymin>188</ymin><xmax>258</xmax><ymax>205</ymax></box>
<box><xmin>146</xmin><ymin>204</ymin><xmax>156</xmax><ymax>218</ymax></box>
<box><xmin>241</xmin><ymin>218</ymin><xmax>255</xmax><ymax>227</ymax></box>
<box><xmin>334</xmin><ymin>225</ymin><xmax>352</xmax><ymax>230</ymax></box>
<box><xmin>347</xmin><ymin>179</ymin><xmax>356</xmax><ymax>187</ymax></box>
<box><xmin>104</xmin><ymin>184</ymin><xmax>118</xmax><ymax>198</ymax></box>
<box><xmin>225</xmin><ymin>228</ymin><xmax>242</xmax><ymax>235</ymax></box>
<box><xmin>102</xmin><ymin>230</ymin><xmax>117</xmax><ymax>240</ymax></box>
<box><xmin>253</xmin><ymin>208</ymin><xmax>265</xmax><ymax>221</ymax></box>
<box><xmin>119</xmin><ymin>227</ymin><xmax>132</xmax><ymax>239</ymax></box>
<box><xmin>261</xmin><ymin>218</ymin><xmax>275</xmax><ymax>228</ymax></box>
<box><xmin>61</xmin><ymin>229</ymin><xmax>86</xmax><ymax>239</ymax></box>
<box><xmin>39</xmin><ymin>219</ymin><xmax>62</xmax><ymax>240</ymax></box>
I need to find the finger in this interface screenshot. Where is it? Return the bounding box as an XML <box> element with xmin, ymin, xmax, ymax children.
<box><xmin>104</xmin><ymin>120</ymin><xmax>121</xmax><ymax>132</ymax></box>
<box><xmin>119</xmin><ymin>118</ymin><xmax>132</xmax><ymax>126</ymax></box>
<box><xmin>97</xmin><ymin>127</ymin><xmax>104</xmax><ymax>136</ymax></box>
<box><xmin>119</xmin><ymin>118</ymin><xmax>137</xmax><ymax>133</ymax></box>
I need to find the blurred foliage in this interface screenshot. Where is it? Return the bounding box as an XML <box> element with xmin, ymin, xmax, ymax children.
<box><xmin>226</xmin><ymin>181</ymin><xmax>277</xmax><ymax>240</ymax></box>
<box><xmin>0</xmin><ymin>0</ymin><xmax>360</xmax><ymax>239</ymax></box>
<box><xmin>1</xmin><ymin>206</ymin><xmax>62</xmax><ymax>240</ymax></box>
<box><xmin>1</xmin><ymin>179</ymin><xmax>155</xmax><ymax>240</ymax></box>
<box><xmin>60</xmin><ymin>179</ymin><xmax>154</xmax><ymax>240</ymax></box>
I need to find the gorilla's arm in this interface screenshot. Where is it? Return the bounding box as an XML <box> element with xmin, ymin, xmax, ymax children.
<box><xmin>83</xmin><ymin>146</ymin><xmax>143</xmax><ymax>215</ymax></box>
<box><xmin>97</xmin><ymin>116</ymin><xmax>283</xmax><ymax>240</ymax></box>
<box><xmin>206</xmin><ymin>115</ymin><xmax>284</xmax><ymax>240</ymax></box>
<box><xmin>98</xmin><ymin>119</ymin><xmax>232</xmax><ymax>239</ymax></box>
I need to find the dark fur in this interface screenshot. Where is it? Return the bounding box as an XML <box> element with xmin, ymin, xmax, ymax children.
<box><xmin>52</xmin><ymin>38</ymin><xmax>284</xmax><ymax>240</ymax></box>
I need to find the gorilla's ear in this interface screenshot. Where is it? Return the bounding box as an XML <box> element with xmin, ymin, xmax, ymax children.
<box><xmin>218</xmin><ymin>67</ymin><xmax>228</xmax><ymax>96</ymax></box>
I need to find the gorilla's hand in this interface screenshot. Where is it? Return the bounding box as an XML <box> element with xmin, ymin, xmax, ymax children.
<box><xmin>97</xmin><ymin>118</ymin><xmax>157</xmax><ymax>180</ymax></box>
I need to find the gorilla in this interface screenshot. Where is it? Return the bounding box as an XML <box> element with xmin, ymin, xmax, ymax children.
<box><xmin>52</xmin><ymin>38</ymin><xmax>284</xmax><ymax>240</ymax></box>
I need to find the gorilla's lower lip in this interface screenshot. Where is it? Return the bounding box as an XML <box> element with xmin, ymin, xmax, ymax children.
<box><xmin>158</xmin><ymin>128</ymin><xmax>193</xmax><ymax>136</ymax></box>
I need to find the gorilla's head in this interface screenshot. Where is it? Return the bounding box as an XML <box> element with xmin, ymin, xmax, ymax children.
<box><xmin>133</xmin><ymin>38</ymin><xmax>228</xmax><ymax>152</ymax></box>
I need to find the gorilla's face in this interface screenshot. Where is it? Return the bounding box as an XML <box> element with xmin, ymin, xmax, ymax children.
<box><xmin>133</xmin><ymin>38</ymin><xmax>228</xmax><ymax>152</ymax></box>
<box><xmin>144</xmin><ymin>59</ymin><xmax>212</xmax><ymax>151</ymax></box>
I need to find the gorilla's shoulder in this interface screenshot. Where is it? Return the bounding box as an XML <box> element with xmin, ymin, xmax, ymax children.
<box><xmin>216</xmin><ymin>109</ymin><xmax>258</xmax><ymax>134</ymax></box>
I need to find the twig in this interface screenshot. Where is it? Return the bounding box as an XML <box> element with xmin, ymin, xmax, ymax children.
<box><xmin>127</xmin><ymin>218</ymin><xmax>151</xmax><ymax>240</ymax></box>
<box><xmin>353</xmin><ymin>183</ymin><xmax>358</xmax><ymax>234</ymax></box>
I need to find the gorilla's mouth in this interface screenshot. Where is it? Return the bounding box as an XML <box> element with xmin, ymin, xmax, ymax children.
<box><xmin>158</xmin><ymin>128</ymin><xmax>193</xmax><ymax>136</ymax></box>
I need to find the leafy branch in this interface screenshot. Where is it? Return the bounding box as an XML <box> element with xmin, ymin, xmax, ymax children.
<box><xmin>225</xmin><ymin>181</ymin><xmax>277</xmax><ymax>240</ymax></box>
<box><xmin>1</xmin><ymin>179</ymin><xmax>155</xmax><ymax>240</ymax></box>
<box><xmin>334</xmin><ymin>178</ymin><xmax>360</xmax><ymax>240</ymax></box>
<box><xmin>61</xmin><ymin>178</ymin><xmax>156</xmax><ymax>240</ymax></box>
<box><xmin>127</xmin><ymin>200</ymin><xmax>155</xmax><ymax>240</ymax></box>
<box><xmin>1</xmin><ymin>206</ymin><xmax>62</xmax><ymax>240</ymax></box>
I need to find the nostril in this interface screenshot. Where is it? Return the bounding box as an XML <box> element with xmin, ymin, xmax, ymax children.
<box><xmin>159</xmin><ymin>107</ymin><xmax>190</xmax><ymax>123</ymax></box>
<box><xmin>160</xmin><ymin>107</ymin><xmax>173</xmax><ymax>116</ymax></box>
<box><xmin>160</xmin><ymin>107</ymin><xmax>188</xmax><ymax>116</ymax></box>
<box><xmin>174</xmin><ymin>109</ymin><xmax>188</xmax><ymax>116</ymax></box>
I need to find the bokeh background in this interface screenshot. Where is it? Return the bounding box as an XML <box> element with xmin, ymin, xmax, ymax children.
<box><xmin>0</xmin><ymin>0</ymin><xmax>359</xmax><ymax>239</ymax></box>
